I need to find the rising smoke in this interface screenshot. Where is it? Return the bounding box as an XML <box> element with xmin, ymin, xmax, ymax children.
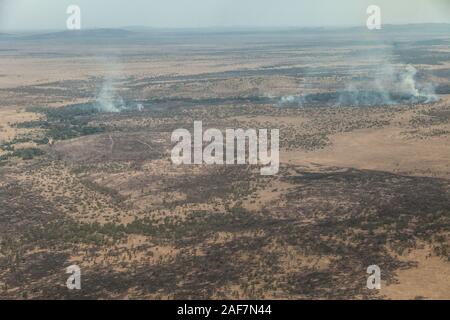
<box><xmin>95</xmin><ymin>78</ymin><xmax>147</xmax><ymax>113</ymax></box>
<box><xmin>337</xmin><ymin>64</ymin><xmax>438</xmax><ymax>106</ymax></box>
<box><xmin>95</xmin><ymin>78</ymin><xmax>125</xmax><ymax>113</ymax></box>
<box><xmin>279</xmin><ymin>64</ymin><xmax>438</xmax><ymax>108</ymax></box>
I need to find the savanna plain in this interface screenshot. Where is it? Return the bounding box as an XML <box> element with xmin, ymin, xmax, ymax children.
<box><xmin>0</xmin><ymin>25</ymin><xmax>449</xmax><ymax>299</ymax></box>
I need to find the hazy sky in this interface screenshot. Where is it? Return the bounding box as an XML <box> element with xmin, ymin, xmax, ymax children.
<box><xmin>0</xmin><ymin>0</ymin><xmax>449</xmax><ymax>31</ymax></box>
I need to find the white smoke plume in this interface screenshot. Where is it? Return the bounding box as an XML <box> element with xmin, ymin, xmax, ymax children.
<box><xmin>95</xmin><ymin>78</ymin><xmax>125</xmax><ymax>113</ymax></box>
<box><xmin>278</xmin><ymin>64</ymin><xmax>438</xmax><ymax>107</ymax></box>
<box><xmin>338</xmin><ymin>64</ymin><xmax>439</xmax><ymax>106</ymax></box>
<box><xmin>396</xmin><ymin>65</ymin><xmax>437</xmax><ymax>103</ymax></box>
<box><xmin>400</xmin><ymin>65</ymin><xmax>420</xmax><ymax>97</ymax></box>
<box><xmin>94</xmin><ymin>58</ymin><xmax>128</xmax><ymax>113</ymax></box>
<box><xmin>94</xmin><ymin>63</ymin><xmax>145</xmax><ymax>113</ymax></box>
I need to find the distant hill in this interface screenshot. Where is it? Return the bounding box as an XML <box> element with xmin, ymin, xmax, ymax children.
<box><xmin>19</xmin><ymin>28</ymin><xmax>136</xmax><ymax>41</ymax></box>
<box><xmin>5</xmin><ymin>23</ymin><xmax>450</xmax><ymax>44</ymax></box>
<box><xmin>122</xmin><ymin>26</ymin><xmax>158</xmax><ymax>32</ymax></box>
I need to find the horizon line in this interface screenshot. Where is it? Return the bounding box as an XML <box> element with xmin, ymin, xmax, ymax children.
<box><xmin>2</xmin><ymin>22</ymin><xmax>450</xmax><ymax>33</ymax></box>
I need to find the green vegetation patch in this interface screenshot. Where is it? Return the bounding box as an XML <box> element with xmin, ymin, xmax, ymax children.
<box><xmin>21</xmin><ymin>103</ymin><xmax>107</xmax><ymax>141</ymax></box>
<box><xmin>0</xmin><ymin>147</ymin><xmax>45</xmax><ymax>161</ymax></box>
